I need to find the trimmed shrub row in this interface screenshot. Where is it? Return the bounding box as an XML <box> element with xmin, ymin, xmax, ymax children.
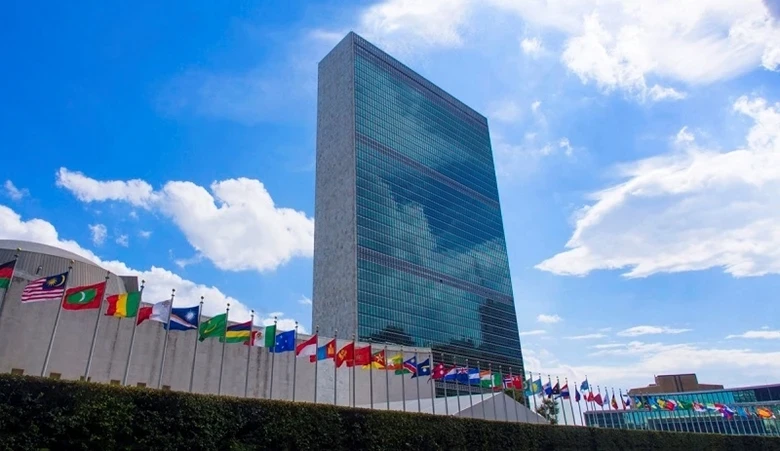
<box><xmin>0</xmin><ymin>375</ymin><xmax>778</xmax><ymax>450</ymax></box>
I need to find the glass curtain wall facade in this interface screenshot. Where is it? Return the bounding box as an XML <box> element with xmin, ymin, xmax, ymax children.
<box><xmin>314</xmin><ymin>32</ymin><xmax>524</xmax><ymax>375</ymax></box>
<box><xmin>584</xmin><ymin>384</ymin><xmax>780</xmax><ymax>436</ymax></box>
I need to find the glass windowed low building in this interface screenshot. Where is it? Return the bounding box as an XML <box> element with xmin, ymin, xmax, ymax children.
<box><xmin>313</xmin><ymin>32</ymin><xmax>524</xmax><ymax>376</ymax></box>
<box><xmin>585</xmin><ymin>383</ymin><xmax>780</xmax><ymax>436</ymax></box>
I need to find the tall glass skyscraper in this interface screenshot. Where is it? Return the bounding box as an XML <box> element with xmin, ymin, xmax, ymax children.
<box><xmin>313</xmin><ymin>32</ymin><xmax>524</xmax><ymax>373</ymax></box>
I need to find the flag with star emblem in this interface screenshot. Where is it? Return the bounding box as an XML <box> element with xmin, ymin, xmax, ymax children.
<box><xmin>412</xmin><ymin>358</ymin><xmax>431</xmax><ymax>378</ymax></box>
<box><xmin>362</xmin><ymin>349</ymin><xmax>386</xmax><ymax>369</ymax></box>
<box><xmin>21</xmin><ymin>271</ymin><xmax>69</xmax><ymax>303</ymax></box>
<box><xmin>349</xmin><ymin>345</ymin><xmax>372</xmax><ymax>367</ymax></box>
<box><xmin>199</xmin><ymin>313</ymin><xmax>226</xmax><ymax>340</ymax></box>
<box><xmin>166</xmin><ymin>305</ymin><xmax>200</xmax><ymax>331</ymax></box>
<box><xmin>335</xmin><ymin>342</ymin><xmax>354</xmax><ymax>367</ymax></box>
<box><xmin>62</xmin><ymin>281</ymin><xmax>106</xmax><ymax>311</ymax></box>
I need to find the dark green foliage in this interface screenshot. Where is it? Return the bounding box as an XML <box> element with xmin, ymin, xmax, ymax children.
<box><xmin>0</xmin><ymin>375</ymin><xmax>778</xmax><ymax>451</ymax></box>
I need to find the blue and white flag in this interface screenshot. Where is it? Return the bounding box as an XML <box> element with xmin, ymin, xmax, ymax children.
<box><xmin>165</xmin><ymin>305</ymin><xmax>199</xmax><ymax>331</ymax></box>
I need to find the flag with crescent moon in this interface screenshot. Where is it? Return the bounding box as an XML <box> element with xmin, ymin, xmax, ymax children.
<box><xmin>21</xmin><ymin>272</ymin><xmax>69</xmax><ymax>303</ymax></box>
<box><xmin>62</xmin><ymin>281</ymin><xmax>107</xmax><ymax>311</ymax></box>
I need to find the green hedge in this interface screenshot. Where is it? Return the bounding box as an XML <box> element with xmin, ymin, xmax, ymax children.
<box><xmin>0</xmin><ymin>375</ymin><xmax>777</xmax><ymax>451</ymax></box>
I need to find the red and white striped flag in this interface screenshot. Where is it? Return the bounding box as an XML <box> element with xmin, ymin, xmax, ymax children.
<box><xmin>21</xmin><ymin>272</ymin><xmax>69</xmax><ymax>303</ymax></box>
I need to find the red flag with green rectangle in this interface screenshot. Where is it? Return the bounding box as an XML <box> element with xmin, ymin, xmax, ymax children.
<box><xmin>0</xmin><ymin>260</ymin><xmax>16</xmax><ymax>289</ymax></box>
<box><xmin>63</xmin><ymin>281</ymin><xmax>106</xmax><ymax>311</ymax></box>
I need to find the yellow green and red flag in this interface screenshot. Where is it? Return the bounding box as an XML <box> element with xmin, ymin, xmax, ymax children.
<box><xmin>105</xmin><ymin>291</ymin><xmax>142</xmax><ymax>317</ymax></box>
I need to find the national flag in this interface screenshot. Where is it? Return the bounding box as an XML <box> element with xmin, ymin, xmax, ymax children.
<box><xmin>222</xmin><ymin>320</ymin><xmax>252</xmax><ymax>343</ymax></box>
<box><xmin>480</xmin><ymin>371</ymin><xmax>502</xmax><ymax>389</ymax></box>
<box><xmin>502</xmin><ymin>376</ymin><xmax>513</xmax><ymax>389</ymax></box>
<box><xmin>62</xmin><ymin>282</ymin><xmax>106</xmax><ymax>311</ymax></box>
<box><xmin>396</xmin><ymin>356</ymin><xmax>417</xmax><ymax>375</ymax></box>
<box><xmin>677</xmin><ymin>400</ymin><xmax>693</xmax><ymax>411</ymax></box>
<box><xmin>166</xmin><ymin>306</ymin><xmax>199</xmax><ymax>331</ymax></box>
<box><xmin>335</xmin><ymin>342</ymin><xmax>354</xmax><ymax>367</ymax></box>
<box><xmin>594</xmin><ymin>393</ymin><xmax>603</xmax><ymax>406</ymax></box>
<box><xmin>272</xmin><ymin>330</ymin><xmax>295</xmax><ymax>353</ymax></box>
<box><xmin>656</xmin><ymin>399</ymin><xmax>667</xmax><ymax>410</ymax></box>
<box><xmin>413</xmin><ymin>359</ymin><xmax>431</xmax><ymax>378</ymax></box>
<box><xmin>557</xmin><ymin>384</ymin><xmax>570</xmax><ymax>400</ymax></box>
<box><xmin>263</xmin><ymin>324</ymin><xmax>277</xmax><ymax>348</ymax></box>
<box><xmin>547</xmin><ymin>382</ymin><xmax>560</xmax><ymax>398</ymax></box>
<box><xmin>106</xmin><ymin>291</ymin><xmax>142</xmax><ymax>318</ymax></box>
<box><xmin>664</xmin><ymin>399</ymin><xmax>677</xmax><ymax>411</ymax></box>
<box><xmin>624</xmin><ymin>396</ymin><xmax>631</xmax><ymax>409</ymax></box>
<box><xmin>310</xmin><ymin>339</ymin><xmax>337</xmax><ymax>362</ymax></box>
<box><xmin>580</xmin><ymin>380</ymin><xmax>589</xmax><ymax>391</ymax></box>
<box><xmin>21</xmin><ymin>272</ymin><xmax>68</xmax><ymax>303</ymax></box>
<box><xmin>362</xmin><ymin>349</ymin><xmax>386</xmax><ymax>369</ymax></box>
<box><xmin>525</xmin><ymin>378</ymin><xmax>543</xmax><ymax>395</ymax></box>
<box><xmin>245</xmin><ymin>329</ymin><xmax>263</xmax><ymax>347</ymax></box>
<box><xmin>386</xmin><ymin>353</ymin><xmax>404</xmax><ymax>371</ymax></box>
<box><xmin>586</xmin><ymin>391</ymin><xmax>595</xmax><ymax>402</ymax></box>
<box><xmin>611</xmin><ymin>394</ymin><xmax>618</xmax><ymax>409</ymax></box>
<box><xmin>692</xmin><ymin>401</ymin><xmax>706</xmax><ymax>413</ymax></box>
<box><xmin>756</xmin><ymin>407</ymin><xmax>775</xmax><ymax>419</ymax></box>
<box><xmin>199</xmin><ymin>313</ymin><xmax>227</xmax><ymax>341</ymax></box>
<box><xmin>443</xmin><ymin>366</ymin><xmax>464</xmax><ymax>382</ymax></box>
<box><xmin>457</xmin><ymin>367</ymin><xmax>479</xmax><ymax>385</ymax></box>
<box><xmin>137</xmin><ymin>300</ymin><xmax>171</xmax><ymax>325</ymax></box>
<box><xmin>0</xmin><ymin>260</ymin><xmax>16</xmax><ymax>289</ymax></box>
<box><xmin>296</xmin><ymin>334</ymin><xmax>318</xmax><ymax>357</ymax></box>
<box><xmin>543</xmin><ymin>381</ymin><xmax>552</xmax><ymax>397</ymax></box>
<box><xmin>431</xmin><ymin>363</ymin><xmax>448</xmax><ymax>380</ymax></box>
<box><xmin>508</xmin><ymin>375</ymin><xmax>523</xmax><ymax>390</ymax></box>
<box><xmin>575</xmin><ymin>389</ymin><xmax>581</xmax><ymax>402</ymax></box>
<box><xmin>350</xmin><ymin>345</ymin><xmax>372</xmax><ymax>367</ymax></box>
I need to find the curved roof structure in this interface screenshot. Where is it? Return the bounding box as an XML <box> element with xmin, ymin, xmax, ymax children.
<box><xmin>0</xmin><ymin>239</ymin><xmax>100</xmax><ymax>267</ymax></box>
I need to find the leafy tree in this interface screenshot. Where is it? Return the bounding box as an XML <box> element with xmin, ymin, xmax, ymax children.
<box><xmin>536</xmin><ymin>397</ymin><xmax>560</xmax><ymax>425</ymax></box>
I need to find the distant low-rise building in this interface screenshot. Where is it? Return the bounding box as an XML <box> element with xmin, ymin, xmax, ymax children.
<box><xmin>627</xmin><ymin>373</ymin><xmax>724</xmax><ymax>395</ymax></box>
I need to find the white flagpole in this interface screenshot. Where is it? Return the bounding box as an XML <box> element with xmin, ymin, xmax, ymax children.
<box><xmin>368</xmin><ymin>343</ymin><xmax>374</xmax><ymax>410</ymax></box>
<box><xmin>488</xmin><ymin>363</ymin><xmax>496</xmax><ymax>420</ymax></box>
<box><xmin>429</xmin><ymin>348</ymin><xmax>436</xmax><ymax>416</ymax></box>
<box><xmin>351</xmin><ymin>333</ymin><xmax>356</xmax><ymax>408</ymax></box>
<box><xmin>415</xmin><ymin>348</ymin><xmax>421</xmax><ymax>413</ymax></box>
<box><xmin>313</xmin><ymin>325</ymin><xmax>319</xmax><ymax>404</ymax></box>
<box><xmin>333</xmin><ymin>329</ymin><xmax>338</xmax><ymax>405</ymax></box>
<box><xmin>575</xmin><ymin>381</ymin><xmax>584</xmax><ymax>426</ymax></box>
<box><xmin>477</xmin><ymin>361</ymin><xmax>486</xmax><ymax>419</ymax></box>
<box><xmin>0</xmin><ymin>248</ymin><xmax>21</xmax><ymax>327</ymax></box>
<box><xmin>558</xmin><ymin>377</ymin><xmax>568</xmax><ymax>425</ymax></box>
<box><xmin>189</xmin><ymin>297</ymin><xmax>204</xmax><ymax>393</ymax></box>
<box><xmin>454</xmin><ymin>356</ymin><xmax>461</xmax><ymax>416</ymax></box>
<box><xmin>269</xmin><ymin>316</ymin><xmax>278</xmax><ymax>399</ymax></box>
<box><xmin>466</xmin><ymin>358</ymin><xmax>474</xmax><ymax>417</ymax></box>
<box><xmin>530</xmin><ymin>372</ymin><xmax>539</xmax><ymax>423</ymax></box>
<box><xmin>400</xmin><ymin>346</ymin><xmax>406</xmax><ymax>412</ymax></box>
<box><xmin>122</xmin><ymin>280</ymin><xmax>144</xmax><ymax>386</ymax></box>
<box><xmin>244</xmin><ymin>310</ymin><xmax>254</xmax><ymax>398</ymax></box>
<box><xmin>84</xmin><ymin>272</ymin><xmax>110</xmax><ymax>380</ymax></box>
<box><xmin>218</xmin><ymin>303</ymin><xmax>230</xmax><ymax>395</ymax></box>
<box><xmin>292</xmin><ymin>321</ymin><xmax>299</xmax><ymax>402</ymax></box>
<box><xmin>384</xmin><ymin>343</ymin><xmax>390</xmax><ymax>411</ymax></box>
<box><xmin>509</xmin><ymin>367</ymin><xmax>520</xmax><ymax>422</ymax></box>
<box><xmin>443</xmin><ymin>355</ymin><xmax>449</xmax><ymax>416</ymax></box>
<box><xmin>156</xmin><ymin>289</ymin><xmax>175</xmax><ymax>388</ymax></box>
<box><xmin>41</xmin><ymin>262</ymin><xmax>74</xmax><ymax>377</ymax></box>
<box><xmin>501</xmin><ymin>366</ymin><xmax>509</xmax><ymax>422</ymax></box>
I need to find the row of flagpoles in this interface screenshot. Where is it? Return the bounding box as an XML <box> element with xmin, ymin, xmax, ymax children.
<box><xmin>2</xmin><ymin>255</ymin><xmax>779</xmax><ymax>436</ymax></box>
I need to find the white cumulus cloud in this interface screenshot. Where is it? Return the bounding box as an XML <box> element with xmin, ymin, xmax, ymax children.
<box><xmin>520</xmin><ymin>37</ymin><xmax>543</xmax><ymax>57</ymax></box>
<box><xmin>617</xmin><ymin>326</ymin><xmax>692</xmax><ymax>337</ymax></box>
<box><xmin>537</xmin><ymin>95</ymin><xmax>780</xmax><ymax>278</ymax></box>
<box><xmin>55</xmin><ymin>168</ymin><xmax>314</xmax><ymax>273</ymax></box>
<box><xmin>726</xmin><ymin>330</ymin><xmax>780</xmax><ymax>339</ymax></box>
<box><xmin>536</xmin><ymin>314</ymin><xmax>563</xmax><ymax>324</ymax></box>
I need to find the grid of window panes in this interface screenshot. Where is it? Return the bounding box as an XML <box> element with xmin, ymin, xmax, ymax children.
<box><xmin>352</xmin><ymin>39</ymin><xmax>524</xmax><ymax>372</ymax></box>
<box><xmin>585</xmin><ymin>386</ymin><xmax>780</xmax><ymax>436</ymax></box>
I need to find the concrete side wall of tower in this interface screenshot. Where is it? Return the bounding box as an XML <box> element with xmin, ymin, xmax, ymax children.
<box><xmin>313</xmin><ymin>32</ymin><xmax>358</xmax><ymax>339</ymax></box>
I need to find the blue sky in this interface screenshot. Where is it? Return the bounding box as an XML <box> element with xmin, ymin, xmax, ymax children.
<box><xmin>2</xmin><ymin>0</ymin><xmax>780</xmax><ymax>391</ymax></box>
